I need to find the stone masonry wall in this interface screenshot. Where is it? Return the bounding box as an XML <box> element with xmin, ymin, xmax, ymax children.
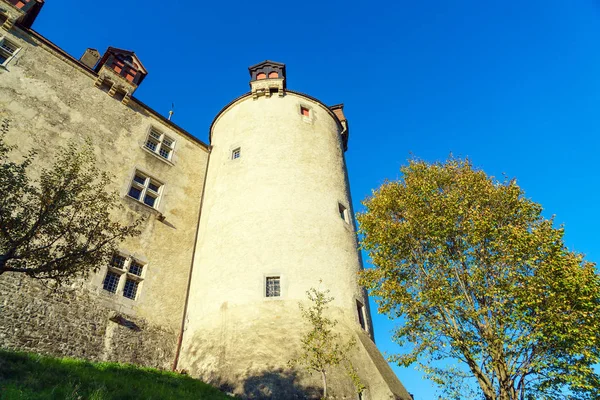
<box><xmin>0</xmin><ymin>273</ymin><xmax>177</xmax><ymax>369</ymax></box>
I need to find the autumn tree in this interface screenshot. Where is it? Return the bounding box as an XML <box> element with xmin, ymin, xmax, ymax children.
<box><xmin>358</xmin><ymin>157</ymin><xmax>600</xmax><ymax>400</ymax></box>
<box><xmin>0</xmin><ymin>119</ymin><xmax>140</xmax><ymax>283</ymax></box>
<box><xmin>289</xmin><ymin>283</ymin><xmax>365</xmax><ymax>399</ymax></box>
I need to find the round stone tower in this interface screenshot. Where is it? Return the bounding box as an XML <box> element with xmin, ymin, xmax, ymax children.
<box><xmin>179</xmin><ymin>61</ymin><xmax>411</xmax><ymax>400</ymax></box>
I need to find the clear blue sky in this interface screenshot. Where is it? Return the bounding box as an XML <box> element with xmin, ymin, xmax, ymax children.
<box><xmin>34</xmin><ymin>1</ymin><xmax>600</xmax><ymax>398</ymax></box>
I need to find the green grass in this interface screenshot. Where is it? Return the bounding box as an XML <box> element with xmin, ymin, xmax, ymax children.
<box><xmin>0</xmin><ymin>349</ymin><xmax>232</xmax><ymax>400</ymax></box>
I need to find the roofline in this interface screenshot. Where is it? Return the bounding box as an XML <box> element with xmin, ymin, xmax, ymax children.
<box><xmin>19</xmin><ymin>27</ymin><xmax>209</xmax><ymax>151</ymax></box>
<box><xmin>208</xmin><ymin>90</ymin><xmax>345</xmax><ymax>144</ymax></box>
<box><xmin>248</xmin><ymin>60</ymin><xmax>286</xmax><ymax>71</ymax></box>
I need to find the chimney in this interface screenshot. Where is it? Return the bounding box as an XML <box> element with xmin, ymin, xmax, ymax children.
<box><xmin>79</xmin><ymin>48</ymin><xmax>100</xmax><ymax>69</ymax></box>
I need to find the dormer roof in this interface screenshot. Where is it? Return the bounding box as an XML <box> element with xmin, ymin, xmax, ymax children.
<box><xmin>95</xmin><ymin>47</ymin><xmax>148</xmax><ymax>83</ymax></box>
<box><xmin>248</xmin><ymin>60</ymin><xmax>286</xmax><ymax>89</ymax></box>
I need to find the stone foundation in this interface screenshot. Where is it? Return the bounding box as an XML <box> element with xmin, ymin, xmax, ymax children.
<box><xmin>0</xmin><ymin>273</ymin><xmax>178</xmax><ymax>370</ymax></box>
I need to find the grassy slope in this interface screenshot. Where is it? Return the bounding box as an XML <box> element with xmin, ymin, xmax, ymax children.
<box><xmin>0</xmin><ymin>350</ymin><xmax>231</xmax><ymax>400</ymax></box>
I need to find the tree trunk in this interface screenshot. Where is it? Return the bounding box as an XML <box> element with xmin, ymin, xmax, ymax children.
<box><xmin>321</xmin><ymin>370</ymin><xmax>327</xmax><ymax>400</ymax></box>
<box><xmin>0</xmin><ymin>254</ymin><xmax>7</xmax><ymax>274</ymax></box>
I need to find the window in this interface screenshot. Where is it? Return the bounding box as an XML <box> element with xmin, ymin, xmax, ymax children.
<box><xmin>145</xmin><ymin>128</ymin><xmax>175</xmax><ymax>161</ymax></box>
<box><xmin>123</xmin><ymin>279</ymin><xmax>139</xmax><ymax>300</ymax></box>
<box><xmin>103</xmin><ymin>271</ymin><xmax>120</xmax><ymax>294</ymax></box>
<box><xmin>111</xmin><ymin>254</ymin><xmax>126</xmax><ymax>269</ymax></box>
<box><xmin>300</xmin><ymin>106</ymin><xmax>310</xmax><ymax>117</ymax></box>
<box><xmin>232</xmin><ymin>147</ymin><xmax>241</xmax><ymax>160</ymax></box>
<box><xmin>356</xmin><ymin>300</ymin><xmax>366</xmax><ymax>330</ymax></box>
<box><xmin>102</xmin><ymin>254</ymin><xmax>145</xmax><ymax>301</ymax></box>
<box><xmin>127</xmin><ymin>171</ymin><xmax>163</xmax><ymax>209</ymax></box>
<box><xmin>0</xmin><ymin>37</ymin><xmax>19</xmax><ymax>67</ymax></box>
<box><xmin>266</xmin><ymin>276</ymin><xmax>281</xmax><ymax>297</ymax></box>
<box><xmin>256</xmin><ymin>72</ymin><xmax>266</xmax><ymax>80</ymax></box>
<box><xmin>268</xmin><ymin>71</ymin><xmax>278</xmax><ymax>78</ymax></box>
<box><xmin>339</xmin><ymin>203</ymin><xmax>350</xmax><ymax>224</ymax></box>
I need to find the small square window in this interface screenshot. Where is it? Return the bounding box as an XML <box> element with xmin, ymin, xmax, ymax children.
<box><xmin>232</xmin><ymin>148</ymin><xmax>241</xmax><ymax>160</ymax></box>
<box><xmin>266</xmin><ymin>276</ymin><xmax>281</xmax><ymax>297</ymax></box>
<box><xmin>127</xmin><ymin>170</ymin><xmax>163</xmax><ymax>209</ymax></box>
<box><xmin>103</xmin><ymin>271</ymin><xmax>121</xmax><ymax>294</ymax></box>
<box><xmin>144</xmin><ymin>128</ymin><xmax>175</xmax><ymax>161</ymax></box>
<box><xmin>123</xmin><ymin>279</ymin><xmax>139</xmax><ymax>300</ymax></box>
<box><xmin>301</xmin><ymin>106</ymin><xmax>310</xmax><ymax>117</ymax></box>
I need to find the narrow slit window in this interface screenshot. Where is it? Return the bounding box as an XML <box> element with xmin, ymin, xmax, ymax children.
<box><xmin>232</xmin><ymin>147</ymin><xmax>241</xmax><ymax>160</ymax></box>
<box><xmin>266</xmin><ymin>276</ymin><xmax>281</xmax><ymax>297</ymax></box>
<box><xmin>357</xmin><ymin>300</ymin><xmax>366</xmax><ymax>330</ymax></box>
<box><xmin>339</xmin><ymin>203</ymin><xmax>349</xmax><ymax>223</ymax></box>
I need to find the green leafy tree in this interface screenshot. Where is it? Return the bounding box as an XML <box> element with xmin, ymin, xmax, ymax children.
<box><xmin>289</xmin><ymin>283</ymin><xmax>365</xmax><ymax>399</ymax></box>
<box><xmin>358</xmin><ymin>157</ymin><xmax>600</xmax><ymax>400</ymax></box>
<box><xmin>0</xmin><ymin>119</ymin><xmax>140</xmax><ymax>283</ymax></box>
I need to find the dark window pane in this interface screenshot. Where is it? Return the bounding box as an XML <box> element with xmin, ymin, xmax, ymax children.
<box><xmin>159</xmin><ymin>146</ymin><xmax>170</xmax><ymax>159</ymax></box>
<box><xmin>266</xmin><ymin>277</ymin><xmax>281</xmax><ymax>297</ymax></box>
<box><xmin>129</xmin><ymin>262</ymin><xmax>143</xmax><ymax>276</ymax></box>
<box><xmin>0</xmin><ymin>53</ymin><xmax>7</xmax><ymax>65</ymax></box>
<box><xmin>111</xmin><ymin>254</ymin><xmax>126</xmax><ymax>269</ymax></box>
<box><xmin>103</xmin><ymin>272</ymin><xmax>120</xmax><ymax>293</ymax></box>
<box><xmin>145</xmin><ymin>140</ymin><xmax>158</xmax><ymax>152</ymax></box>
<box><xmin>123</xmin><ymin>279</ymin><xmax>139</xmax><ymax>300</ymax></box>
<box><xmin>133</xmin><ymin>175</ymin><xmax>146</xmax><ymax>185</ymax></box>
<box><xmin>148</xmin><ymin>182</ymin><xmax>160</xmax><ymax>192</ymax></box>
<box><xmin>128</xmin><ymin>186</ymin><xmax>142</xmax><ymax>200</ymax></box>
<box><xmin>144</xmin><ymin>194</ymin><xmax>156</xmax><ymax>207</ymax></box>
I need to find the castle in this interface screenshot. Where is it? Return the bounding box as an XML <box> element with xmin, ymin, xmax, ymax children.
<box><xmin>0</xmin><ymin>1</ymin><xmax>411</xmax><ymax>398</ymax></box>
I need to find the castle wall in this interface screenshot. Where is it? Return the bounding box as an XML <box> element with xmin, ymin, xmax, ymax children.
<box><xmin>179</xmin><ymin>92</ymin><xmax>412</xmax><ymax>399</ymax></box>
<box><xmin>0</xmin><ymin>25</ymin><xmax>209</xmax><ymax>366</ymax></box>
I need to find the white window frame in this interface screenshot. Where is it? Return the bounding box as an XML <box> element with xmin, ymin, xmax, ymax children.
<box><xmin>144</xmin><ymin>127</ymin><xmax>175</xmax><ymax>161</ymax></box>
<box><xmin>127</xmin><ymin>170</ymin><xmax>164</xmax><ymax>210</ymax></box>
<box><xmin>0</xmin><ymin>36</ymin><xmax>20</xmax><ymax>68</ymax></box>
<box><xmin>102</xmin><ymin>253</ymin><xmax>146</xmax><ymax>301</ymax></box>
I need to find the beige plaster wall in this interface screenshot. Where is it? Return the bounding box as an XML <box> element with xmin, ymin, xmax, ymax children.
<box><xmin>179</xmin><ymin>92</ymin><xmax>411</xmax><ymax>399</ymax></box>
<box><xmin>0</xmin><ymin>25</ymin><xmax>208</xmax><ymax>352</ymax></box>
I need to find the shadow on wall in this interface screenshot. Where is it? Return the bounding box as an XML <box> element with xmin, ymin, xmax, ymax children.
<box><xmin>216</xmin><ymin>368</ymin><xmax>321</xmax><ymax>400</ymax></box>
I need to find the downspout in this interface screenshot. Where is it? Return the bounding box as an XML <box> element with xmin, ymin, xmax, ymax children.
<box><xmin>172</xmin><ymin>146</ymin><xmax>212</xmax><ymax>371</ymax></box>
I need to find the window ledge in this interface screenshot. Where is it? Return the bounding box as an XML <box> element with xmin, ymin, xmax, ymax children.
<box><xmin>123</xmin><ymin>194</ymin><xmax>164</xmax><ymax>218</ymax></box>
<box><xmin>141</xmin><ymin>145</ymin><xmax>175</xmax><ymax>166</ymax></box>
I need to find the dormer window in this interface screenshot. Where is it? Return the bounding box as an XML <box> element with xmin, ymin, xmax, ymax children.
<box><xmin>145</xmin><ymin>128</ymin><xmax>175</xmax><ymax>161</ymax></box>
<box><xmin>248</xmin><ymin>60</ymin><xmax>287</xmax><ymax>98</ymax></box>
<box><xmin>94</xmin><ymin>48</ymin><xmax>148</xmax><ymax>102</ymax></box>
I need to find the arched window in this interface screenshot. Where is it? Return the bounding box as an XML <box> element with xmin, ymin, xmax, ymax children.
<box><xmin>256</xmin><ymin>72</ymin><xmax>266</xmax><ymax>80</ymax></box>
<box><xmin>268</xmin><ymin>71</ymin><xmax>278</xmax><ymax>79</ymax></box>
